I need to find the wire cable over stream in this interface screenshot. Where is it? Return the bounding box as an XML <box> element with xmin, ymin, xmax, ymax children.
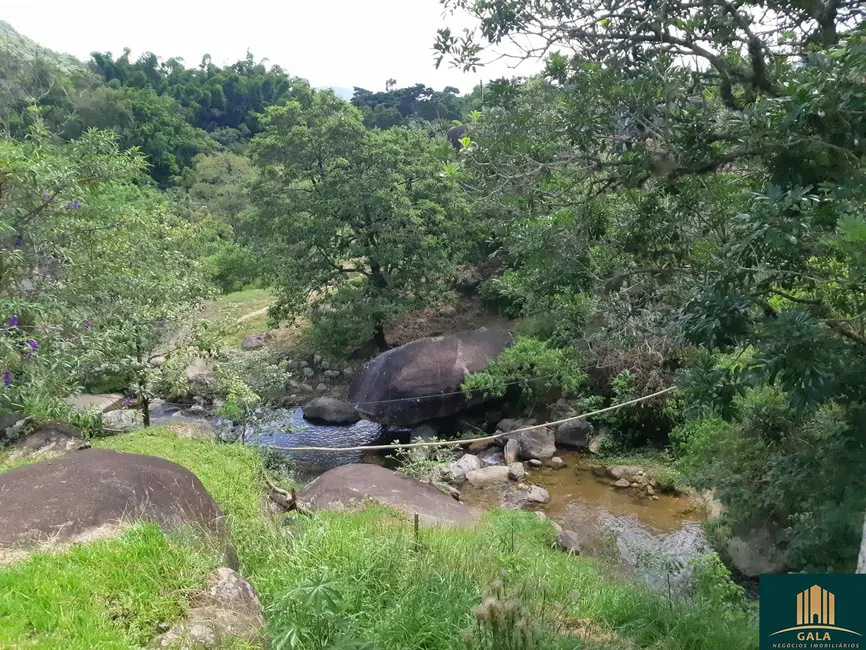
<box><xmin>253</xmin><ymin>386</ymin><xmax>677</xmax><ymax>453</ymax></box>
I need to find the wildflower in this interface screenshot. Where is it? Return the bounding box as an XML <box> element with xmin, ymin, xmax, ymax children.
<box><xmin>42</xmin><ymin>193</ymin><xmax>51</xmax><ymax>201</ymax></box>
<box><xmin>7</xmin><ymin>315</ymin><xmax>18</xmax><ymax>326</ymax></box>
<box><xmin>2</xmin><ymin>371</ymin><xmax>11</xmax><ymax>386</ymax></box>
<box><xmin>73</xmin><ymin>200</ymin><xmax>81</xmax><ymax>208</ymax></box>
<box><xmin>65</xmin><ymin>202</ymin><xmax>74</xmax><ymax>210</ymax></box>
<box><xmin>14</xmin><ymin>236</ymin><xmax>22</xmax><ymax>248</ymax></box>
<box><xmin>26</xmin><ymin>339</ymin><xmax>38</xmax><ymax>350</ymax></box>
<box><xmin>85</xmin><ymin>319</ymin><xmax>94</xmax><ymax>329</ymax></box>
<box><xmin>123</xmin><ymin>396</ymin><xmax>133</xmax><ymax>405</ymax></box>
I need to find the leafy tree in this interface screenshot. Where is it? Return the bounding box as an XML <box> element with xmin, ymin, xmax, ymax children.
<box><xmin>62</xmin><ymin>85</ymin><xmax>215</xmax><ymax>187</ymax></box>
<box><xmin>88</xmin><ymin>49</ymin><xmax>308</xmax><ymax>136</ymax></box>
<box><xmin>436</xmin><ymin>2</ymin><xmax>866</xmax><ymax>568</ymax></box>
<box><xmin>352</xmin><ymin>83</ymin><xmax>464</xmax><ymax>129</ymax></box>
<box><xmin>0</xmin><ymin>122</ymin><xmax>213</xmax><ymax>423</ymax></box>
<box><xmin>184</xmin><ymin>151</ymin><xmax>262</xmax><ymax>292</ymax></box>
<box><xmin>250</xmin><ymin>90</ymin><xmax>467</xmax><ymax>353</ymax></box>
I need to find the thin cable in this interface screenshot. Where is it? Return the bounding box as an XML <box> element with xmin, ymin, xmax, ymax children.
<box><xmin>253</xmin><ymin>386</ymin><xmax>677</xmax><ymax>453</ymax></box>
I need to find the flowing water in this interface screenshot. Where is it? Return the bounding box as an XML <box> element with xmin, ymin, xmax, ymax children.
<box><xmin>243</xmin><ymin>408</ymin><xmax>407</xmax><ymax>476</ymax></box>
<box><xmin>459</xmin><ymin>451</ymin><xmax>711</xmax><ymax>592</ymax></box>
<box><xmin>237</xmin><ymin>409</ymin><xmax>710</xmax><ymax>591</ymax></box>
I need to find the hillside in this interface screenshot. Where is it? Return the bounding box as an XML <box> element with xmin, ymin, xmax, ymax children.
<box><xmin>0</xmin><ymin>20</ymin><xmax>83</xmax><ymax>73</ymax></box>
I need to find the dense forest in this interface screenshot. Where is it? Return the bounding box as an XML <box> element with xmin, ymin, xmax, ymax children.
<box><xmin>1</xmin><ymin>2</ymin><xmax>865</xmax><ymax>647</ymax></box>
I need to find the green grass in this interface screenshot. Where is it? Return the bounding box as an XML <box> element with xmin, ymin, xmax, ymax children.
<box><xmin>0</xmin><ymin>524</ymin><xmax>217</xmax><ymax>649</ymax></box>
<box><xmin>0</xmin><ymin>429</ymin><xmax>758</xmax><ymax>649</ymax></box>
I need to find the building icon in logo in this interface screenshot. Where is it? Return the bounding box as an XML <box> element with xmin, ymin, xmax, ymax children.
<box><xmin>797</xmin><ymin>585</ymin><xmax>835</xmax><ymax>627</ymax></box>
<box><xmin>769</xmin><ymin>584</ymin><xmax>861</xmax><ymax>638</ymax></box>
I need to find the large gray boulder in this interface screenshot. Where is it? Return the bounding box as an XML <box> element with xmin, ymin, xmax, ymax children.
<box><xmin>0</xmin><ymin>449</ymin><xmax>225</xmax><ymax>552</ymax></box>
<box><xmin>511</xmin><ymin>427</ymin><xmax>556</xmax><ymax>460</ymax></box>
<box><xmin>302</xmin><ymin>397</ymin><xmax>360</xmax><ymax>425</ymax></box>
<box><xmin>348</xmin><ymin>329</ymin><xmax>513</xmax><ymax>426</ymax></box>
<box><xmin>555</xmin><ymin>419</ymin><xmax>593</xmax><ymax>449</ymax></box>
<box><xmin>297</xmin><ymin>464</ymin><xmax>477</xmax><ymax>526</ymax></box>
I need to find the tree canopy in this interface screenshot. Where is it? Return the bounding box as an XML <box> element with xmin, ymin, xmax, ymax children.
<box><xmin>250</xmin><ymin>90</ymin><xmax>468</xmax><ymax>352</ymax></box>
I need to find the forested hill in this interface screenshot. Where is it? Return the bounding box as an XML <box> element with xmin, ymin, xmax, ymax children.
<box><xmin>0</xmin><ymin>23</ymin><xmax>474</xmax><ymax>186</ymax></box>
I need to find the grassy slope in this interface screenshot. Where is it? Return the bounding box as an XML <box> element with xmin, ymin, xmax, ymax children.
<box><xmin>0</xmin><ymin>429</ymin><xmax>758</xmax><ymax>649</ymax></box>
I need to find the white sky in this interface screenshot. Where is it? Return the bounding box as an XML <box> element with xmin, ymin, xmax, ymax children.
<box><xmin>3</xmin><ymin>0</ymin><xmax>542</xmax><ymax>94</ymax></box>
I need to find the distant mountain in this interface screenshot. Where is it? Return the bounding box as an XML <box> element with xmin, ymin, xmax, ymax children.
<box><xmin>317</xmin><ymin>85</ymin><xmax>355</xmax><ymax>101</ymax></box>
<box><xmin>0</xmin><ymin>21</ymin><xmax>83</xmax><ymax>73</ymax></box>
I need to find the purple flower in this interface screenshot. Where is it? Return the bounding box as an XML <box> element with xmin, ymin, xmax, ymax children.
<box><xmin>14</xmin><ymin>236</ymin><xmax>23</xmax><ymax>248</ymax></box>
<box><xmin>42</xmin><ymin>193</ymin><xmax>51</xmax><ymax>202</ymax></box>
<box><xmin>2</xmin><ymin>371</ymin><xmax>11</xmax><ymax>386</ymax></box>
<box><xmin>26</xmin><ymin>339</ymin><xmax>38</xmax><ymax>351</ymax></box>
<box><xmin>7</xmin><ymin>315</ymin><xmax>18</xmax><ymax>326</ymax></box>
<box><xmin>85</xmin><ymin>319</ymin><xmax>94</xmax><ymax>329</ymax></box>
<box><xmin>65</xmin><ymin>202</ymin><xmax>74</xmax><ymax>210</ymax></box>
<box><xmin>73</xmin><ymin>200</ymin><xmax>81</xmax><ymax>209</ymax></box>
<box><xmin>123</xmin><ymin>396</ymin><xmax>133</xmax><ymax>405</ymax></box>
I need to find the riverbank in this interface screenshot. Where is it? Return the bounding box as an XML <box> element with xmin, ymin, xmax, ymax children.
<box><xmin>0</xmin><ymin>427</ymin><xmax>758</xmax><ymax>649</ymax></box>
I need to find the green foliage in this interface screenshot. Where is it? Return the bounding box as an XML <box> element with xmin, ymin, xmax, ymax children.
<box><xmin>688</xmin><ymin>553</ymin><xmax>751</xmax><ymax>623</ymax></box>
<box><xmin>392</xmin><ymin>439</ymin><xmax>454</xmax><ymax>488</ymax></box>
<box><xmin>434</xmin><ymin>0</ymin><xmax>866</xmax><ymax>571</ymax></box>
<box><xmin>462</xmin><ymin>336</ymin><xmax>586</xmax><ymax>407</ymax></box>
<box><xmin>89</xmin><ymin>48</ymin><xmax>307</xmax><ymax>138</ymax></box>
<box><xmin>674</xmin><ymin>389</ymin><xmax>866</xmax><ymax>572</ymax></box>
<box><xmin>62</xmin><ymin>84</ymin><xmax>216</xmax><ymax>187</ymax></box>
<box><xmin>351</xmin><ymin>83</ymin><xmax>464</xmax><ymax>129</ymax></box>
<box><xmin>579</xmin><ymin>370</ymin><xmax>683</xmax><ymax>448</ymax></box>
<box><xmin>250</xmin><ymin>89</ymin><xmax>469</xmax><ymax>352</ymax></box>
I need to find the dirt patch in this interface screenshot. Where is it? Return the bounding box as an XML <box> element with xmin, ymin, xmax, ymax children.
<box><xmin>386</xmin><ymin>295</ymin><xmax>513</xmax><ymax>347</ymax></box>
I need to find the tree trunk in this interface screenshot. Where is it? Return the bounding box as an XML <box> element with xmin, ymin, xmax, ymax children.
<box><xmin>369</xmin><ymin>260</ymin><xmax>390</xmax><ymax>351</ymax></box>
<box><xmin>373</xmin><ymin>322</ymin><xmax>389</xmax><ymax>351</ymax></box>
<box><xmin>857</xmin><ymin>512</ymin><xmax>866</xmax><ymax>573</ymax></box>
<box><xmin>142</xmin><ymin>395</ymin><xmax>151</xmax><ymax>427</ymax></box>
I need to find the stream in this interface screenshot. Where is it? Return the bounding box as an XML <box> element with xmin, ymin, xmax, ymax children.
<box><xmin>193</xmin><ymin>406</ymin><xmax>711</xmax><ymax>592</ymax></box>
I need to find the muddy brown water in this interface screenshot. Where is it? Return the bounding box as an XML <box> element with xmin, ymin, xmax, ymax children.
<box><xmin>459</xmin><ymin>450</ymin><xmax>705</xmax><ymax>532</ymax></box>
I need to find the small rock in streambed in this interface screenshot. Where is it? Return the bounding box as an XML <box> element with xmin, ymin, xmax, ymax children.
<box><xmin>508</xmin><ymin>462</ymin><xmax>526</xmax><ymax>481</ymax></box>
<box><xmin>547</xmin><ymin>456</ymin><xmax>565</xmax><ymax>470</ymax></box>
<box><xmin>614</xmin><ymin>478</ymin><xmax>631</xmax><ymax>488</ymax></box>
<box><xmin>302</xmin><ymin>397</ymin><xmax>360</xmax><ymax>425</ymax></box>
<box><xmin>315</xmin><ymin>383</ymin><xmax>328</xmax><ymax>392</ymax></box>
<box><xmin>522</xmin><ymin>485</ymin><xmax>550</xmax><ymax>504</ymax></box>
<box><xmin>554</xmin><ymin>419</ymin><xmax>593</xmax><ymax>449</ymax></box>
<box><xmin>527</xmin><ymin>459</ymin><xmax>543</xmax><ymax>468</ymax></box>
<box><xmin>556</xmin><ymin>530</ymin><xmax>581</xmax><ymax>555</ymax></box>
<box><xmin>465</xmin><ymin>465</ymin><xmax>511</xmax><ymax>486</ymax></box>
<box><xmin>442</xmin><ymin>453</ymin><xmax>482</xmax><ymax>482</ymax></box>
<box><xmin>478</xmin><ymin>447</ymin><xmax>505</xmax><ymax>467</ymax></box>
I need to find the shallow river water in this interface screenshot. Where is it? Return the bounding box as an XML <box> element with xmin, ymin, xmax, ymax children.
<box><xmin>242</xmin><ymin>409</ymin><xmax>711</xmax><ymax>590</ymax></box>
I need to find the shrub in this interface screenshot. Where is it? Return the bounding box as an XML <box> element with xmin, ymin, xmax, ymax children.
<box><xmin>462</xmin><ymin>336</ymin><xmax>586</xmax><ymax>408</ymax></box>
<box><xmin>579</xmin><ymin>369</ymin><xmax>682</xmax><ymax>448</ymax></box>
<box><xmin>674</xmin><ymin>388</ymin><xmax>866</xmax><ymax>572</ymax></box>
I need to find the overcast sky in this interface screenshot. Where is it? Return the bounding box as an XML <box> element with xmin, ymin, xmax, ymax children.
<box><xmin>3</xmin><ymin>0</ymin><xmax>541</xmax><ymax>94</ymax></box>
